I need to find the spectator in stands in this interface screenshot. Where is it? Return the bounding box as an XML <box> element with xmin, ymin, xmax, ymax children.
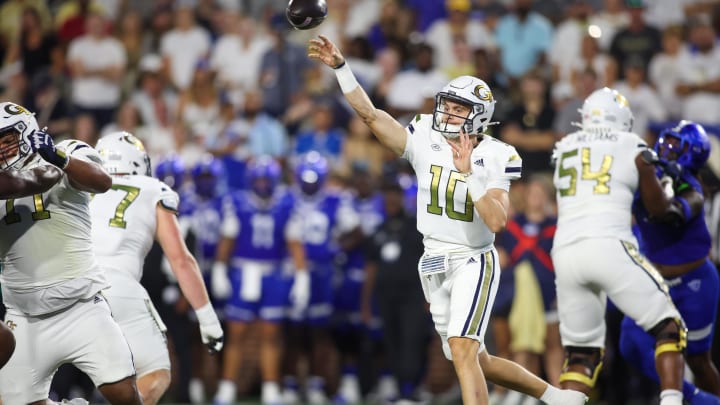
<box><xmin>676</xmin><ymin>15</ymin><xmax>720</xmax><ymax>125</ymax></box>
<box><xmin>27</xmin><ymin>70</ymin><xmax>73</xmax><ymax>138</ymax></box>
<box><xmin>210</xmin><ymin>14</ymin><xmax>272</xmax><ymax>105</ymax></box>
<box><xmin>615</xmin><ymin>56</ymin><xmax>667</xmax><ymax>140</ymax></box>
<box><xmin>0</xmin><ymin>0</ymin><xmax>52</xmax><ymax>45</ymax></box>
<box><xmin>177</xmin><ymin>58</ymin><xmax>221</xmax><ymax>143</ymax></box>
<box><xmin>338</xmin><ymin>116</ymin><xmax>387</xmax><ymax>179</ymax></box>
<box><xmin>500</xmin><ymin>70</ymin><xmax>557</xmax><ymax>175</ymax></box>
<box><xmin>494</xmin><ymin>0</ymin><xmax>553</xmax><ymax>88</ymax></box>
<box><xmin>424</xmin><ymin>0</ymin><xmax>496</xmax><ymax>72</ymax></box>
<box><xmin>609</xmin><ymin>0</ymin><xmax>662</xmax><ymax>80</ymax></box>
<box><xmin>649</xmin><ymin>25</ymin><xmax>686</xmax><ymax>121</ymax></box>
<box><xmin>293</xmin><ymin>101</ymin><xmax>346</xmax><ymax>166</ymax></box>
<box><xmin>160</xmin><ymin>0</ymin><xmax>211</xmax><ymax>91</ymax></box>
<box><xmin>553</xmin><ymin>68</ymin><xmax>599</xmax><ymax>137</ymax></box>
<box><xmin>116</xmin><ymin>10</ymin><xmax>153</xmax><ymax>93</ymax></box>
<box><xmin>549</xmin><ymin>1</ymin><xmax>596</xmax><ymax>90</ymax></box>
<box><xmin>67</xmin><ymin>10</ymin><xmax>126</xmax><ymax>129</ymax></box>
<box><xmin>56</xmin><ymin>0</ymin><xmax>108</xmax><ymax>44</ymax></box>
<box><xmin>588</xmin><ymin>0</ymin><xmax>629</xmax><ymax>51</ymax></box>
<box><xmin>385</xmin><ymin>43</ymin><xmax>447</xmax><ymax>119</ymax></box>
<box><xmin>4</xmin><ymin>7</ymin><xmax>59</xmax><ymax>81</ymax></box>
<box><xmin>366</xmin><ymin>0</ymin><xmax>414</xmax><ymax>57</ymax></box>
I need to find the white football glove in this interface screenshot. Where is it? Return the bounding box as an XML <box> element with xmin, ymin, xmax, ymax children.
<box><xmin>660</xmin><ymin>175</ymin><xmax>675</xmax><ymax>198</ymax></box>
<box><xmin>195</xmin><ymin>303</ymin><xmax>224</xmax><ymax>353</ymax></box>
<box><xmin>289</xmin><ymin>270</ymin><xmax>310</xmax><ymax>314</ymax></box>
<box><xmin>211</xmin><ymin>262</ymin><xmax>232</xmax><ymax>300</ymax></box>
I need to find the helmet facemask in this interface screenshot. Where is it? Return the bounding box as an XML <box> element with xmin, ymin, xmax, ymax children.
<box><xmin>0</xmin><ymin>124</ymin><xmax>32</xmax><ymax>171</ymax></box>
<box><xmin>431</xmin><ymin>78</ymin><xmax>497</xmax><ymax>139</ymax></box>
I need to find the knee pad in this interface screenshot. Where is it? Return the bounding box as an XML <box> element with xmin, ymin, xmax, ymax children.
<box><xmin>650</xmin><ymin>317</ymin><xmax>687</xmax><ymax>358</ymax></box>
<box><xmin>559</xmin><ymin>346</ymin><xmax>604</xmax><ymax>389</ymax></box>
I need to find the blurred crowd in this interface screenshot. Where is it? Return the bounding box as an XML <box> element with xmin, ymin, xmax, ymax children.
<box><xmin>3</xmin><ymin>0</ymin><xmax>720</xmax><ymax>403</ymax></box>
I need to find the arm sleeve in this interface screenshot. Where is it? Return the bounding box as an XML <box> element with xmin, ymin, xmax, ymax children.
<box><xmin>486</xmin><ymin>145</ymin><xmax>523</xmax><ymax>191</ymax></box>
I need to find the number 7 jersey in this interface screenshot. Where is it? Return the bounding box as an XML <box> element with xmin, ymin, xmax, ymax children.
<box><xmin>90</xmin><ymin>174</ymin><xmax>179</xmax><ymax>288</ymax></box>
<box><xmin>552</xmin><ymin>129</ymin><xmax>647</xmax><ymax>249</ymax></box>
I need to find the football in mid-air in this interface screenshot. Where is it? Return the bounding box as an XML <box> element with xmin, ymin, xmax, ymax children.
<box><xmin>286</xmin><ymin>0</ymin><xmax>327</xmax><ymax>30</ymax></box>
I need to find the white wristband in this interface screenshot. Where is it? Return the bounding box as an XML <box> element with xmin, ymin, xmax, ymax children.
<box><xmin>195</xmin><ymin>302</ymin><xmax>218</xmax><ymax>326</ymax></box>
<box><xmin>466</xmin><ymin>171</ymin><xmax>486</xmax><ymax>202</ymax></box>
<box><xmin>334</xmin><ymin>62</ymin><xmax>359</xmax><ymax>94</ymax></box>
<box><xmin>212</xmin><ymin>261</ymin><xmax>227</xmax><ymax>274</ymax></box>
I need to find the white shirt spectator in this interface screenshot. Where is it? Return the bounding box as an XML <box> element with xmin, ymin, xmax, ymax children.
<box><xmin>210</xmin><ymin>26</ymin><xmax>272</xmax><ymax>92</ymax></box>
<box><xmin>386</xmin><ymin>69</ymin><xmax>448</xmax><ymax>112</ymax></box>
<box><xmin>676</xmin><ymin>45</ymin><xmax>720</xmax><ymax>124</ymax></box>
<box><xmin>614</xmin><ymin>80</ymin><xmax>667</xmax><ymax>137</ymax></box>
<box><xmin>346</xmin><ymin>0</ymin><xmax>381</xmax><ymax>37</ymax></box>
<box><xmin>67</xmin><ymin>35</ymin><xmax>126</xmax><ymax>108</ymax></box>
<box><xmin>161</xmin><ymin>26</ymin><xmax>211</xmax><ymax>90</ymax></box>
<box><xmin>648</xmin><ymin>46</ymin><xmax>686</xmax><ymax>119</ymax></box>
<box><xmin>425</xmin><ymin>20</ymin><xmax>495</xmax><ymax>70</ymax></box>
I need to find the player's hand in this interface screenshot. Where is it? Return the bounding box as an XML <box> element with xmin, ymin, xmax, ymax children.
<box><xmin>195</xmin><ymin>303</ymin><xmax>224</xmax><ymax>354</ymax></box>
<box><xmin>659</xmin><ymin>159</ymin><xmax>683</xmax><ymax>184</ymax></box>
<box><xmin>308</xmin><ymin>35</ymin><xmax>345</xmax><ymax>69</ymax></box>
<box><xmin>211</xmin><ymin>262</ymin><xmax>232</xmax><ymax>300</ymax></box>
<box><xmin>448</xmin><ymin>128</ymin><xmax>473</xmax><ymax>175</ymax></box>
<box><xmin>289</xmin><ymin>270</ymin><xmax>310</xmax><ymax>314</ymax></box>
<box><xmin>28</xmin><ymin>128</ymin><xmax>69</xmax><ymax>169</ymax></box>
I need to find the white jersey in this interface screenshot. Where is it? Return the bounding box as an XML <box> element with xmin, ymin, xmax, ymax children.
<box><xmin>552</xmin><ymin>129</ymin><xmax>647</xmax><ymax>248</ymax></box>
<box><xmin>403</xmin><ymin>114</ymin><xmax>522</xmax><ymax>254</ymax></box>
<box><xmin>90</xmin><ymin>175</ymin><xmax>179</xmax><ymax>298</ymax></box>
<box><xmin>0</xmin><ymin>142</ymin><xmax>108</xmax><ymax>316</ymax></box>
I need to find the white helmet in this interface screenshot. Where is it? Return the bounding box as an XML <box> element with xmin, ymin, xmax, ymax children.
<box><xmin>580</xmin><ymin>87</ymin><xmax>634</xmax><ymax>132</ymax></box>
<box><xmin>432</xmin><ymin>75</ymin><xmax>497</xmax><ymax>138</ymax></box>
<box><xmin>0</xmin><ymin>102</ymin><xmax>39</xmax><ymax>170</ymax></box>
<box><xmin>95</xmin><ymin>131</ymin><xmax>151</xmax><ymax>176</ymax></box>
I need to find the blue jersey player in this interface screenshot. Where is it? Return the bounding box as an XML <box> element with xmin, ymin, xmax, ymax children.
<box><xmin>212</xmin><ymin>156</ymin><xmax>309</xmax><ymax>405</ymax></box>
<box><xmin>283</xmin><ymin>152</ymin><xmax>362</xmax><ymax>404</ymax></box>
<box><xmin>620</xmin><ymin>121</ymin><xmax>720</xmax><ymax>405</ymax></box>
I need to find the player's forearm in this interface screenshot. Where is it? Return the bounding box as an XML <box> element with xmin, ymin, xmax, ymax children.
<box><xmin>64</xmin><ymin>158</ymin><xmax>112</xmax><ymax>193</ymax></box>
<box><xmin>336</xmin><ymin>63</ymin><xmax>406</xmax><ymax>155</ymax></box>
<box><xmin>474</xmin><ymin>194</ymin><xmax>508</xmax><ymax>233</ymax></box>
<box><xmin>0</xmin><ymin>166</ymin><xmax>63</xmax><ymax>199</ymax></box>
<box><xmin>173</xmin><ymin>253</ymin><xmax>211</xmax><ymax>309</ymax></box>
<box><xmin>288</xmin><ymin>239</ymin><xmax>308</xmax><ymax>272</ymax></box>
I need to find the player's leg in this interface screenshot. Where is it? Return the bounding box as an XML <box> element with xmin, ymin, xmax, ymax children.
<box><xmin>105</xmin><ymin>293</ymin><xmax>172</xmax><ymax>405</ymax></box>
<box><xmin>605</xmin><ymin>241</ymin><xmax>685</xmax><ymax>404</ymax></box>
<box><xmin>68</xmin><ymin>294</ymin><xmax>141</xmax><ymax>405</ymax></box>
<box><xmin>682</xmin><ymin>260</ymin><xmax>720</xmax><ymax>394</ymax></box>
<box><xmin>445</xmin><ymin>251</ymin><xmax>503</xmax><ymax>405</ymax></box>
<box><xmin>551</xmin><ymin>241</ymin><xmax>607</xmax><ymax>399</ymax></box>
<box><xmin>0</xmin><ymin>308</ymin><xmax>59</xmax><ymax>404</ymax></box>
<box><xmin>258</xmin><ymin>271</ymin><xmax>292</xmax><ymax>405</ymax></box>
<box><xmin>306</xmin><ymin>264</ymin><xmax>336</xmax><ymax>404</ymax></box>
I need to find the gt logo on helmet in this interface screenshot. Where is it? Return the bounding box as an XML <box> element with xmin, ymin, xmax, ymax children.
<box><xmin>473</xmin><ymin>84</ymin><xmax>493</xmax><ymax>102</ymax></box>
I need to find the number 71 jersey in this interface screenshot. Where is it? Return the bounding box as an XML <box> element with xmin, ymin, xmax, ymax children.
<box><xmin>90</xmin><ymin>175</ymin><xmax>179</xmax><ymax>283</ymax></box>
<box><xmin>552</xmin><ymin>129</ymin><xmax>646</xmax><ymax>249</ymax></box>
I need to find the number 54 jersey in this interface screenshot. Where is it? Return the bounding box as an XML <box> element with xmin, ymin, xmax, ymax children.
<box><xmin>552</xmin><ymin>130</ymin><xmax>647</xmax><ymax>249</ymax></box>
<box><xmin>90</xmin><ymin>174</ymin><xmax>179</xmax><ymax>297</ymax></box>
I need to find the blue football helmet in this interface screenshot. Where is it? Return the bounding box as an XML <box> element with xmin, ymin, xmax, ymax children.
<box><xmin>655</xmin><ymin>120</ymin><xmax>711</xmax><ymax>172</ymax></box>
<box><xmin>191</xmin><ymin>156</ymin><xmax>224</xmax><ymax>199</ymax></box>
<box><xmin>247</xmin><ymin>155</ymin><xmax>281</xmax><ymax>198</ymax></box>
<box><xmin>155</xmin><ymin>154</ymin><xmax>186</xmax><ymax>191</ymax></box>
<box><xmin>295</xmin><ymin>151</ymin><xmax>328</xmax><ymax>196</ymax></box>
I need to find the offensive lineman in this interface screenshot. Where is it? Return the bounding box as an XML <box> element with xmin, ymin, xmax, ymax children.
<box><xmin>0</xmin><ymin>102</ymin><xmax>143</xmax><ymax>404</ymax></box>
<box><xmin>551</xmin><ymin>87</ymin><xmax>686</xmax><ymax>405</ymax></box>
<box><xmin>308</xmin><ymin>35</ymin><xmax>588</xmax><ymax>405</ymax></box>
<box><xmin>91</xmin><ymin>131</ymin><xmax>224</xmax><ymax>405</ymax></box>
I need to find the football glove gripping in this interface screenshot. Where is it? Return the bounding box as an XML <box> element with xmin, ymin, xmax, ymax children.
<box><xmin>195</xmin><ymin>303</ymin><xmax>224</xmax><ymax>354</ymax></box>
<box><xmin>28</xmin><ymin>128</ymin><xmax>69</xmax><ymax>169</ymax></box>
